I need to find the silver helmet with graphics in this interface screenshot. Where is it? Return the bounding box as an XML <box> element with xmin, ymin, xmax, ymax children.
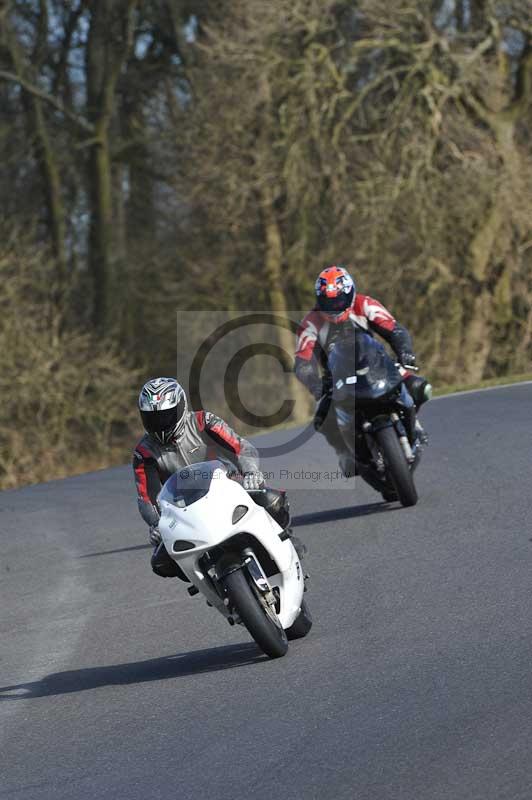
<box><xmin>138</xmin><ymin>378</ymin><xmax>187</xmax><ymax>443</ymax></box>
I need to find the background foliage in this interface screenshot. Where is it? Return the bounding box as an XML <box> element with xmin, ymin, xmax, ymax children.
<box><xmin>0</xmin><ymin>0</ymin><xmax>530</xmax><ymax>487</ymax></box>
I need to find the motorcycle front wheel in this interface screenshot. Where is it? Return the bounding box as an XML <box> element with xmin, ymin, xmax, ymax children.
<box><xmin>223</xmin><ymin>567</ymin><xmax>288</xmax><ymax>659</ymax></box>
<box><xmin>374</xmin><ymin>425</ymin><xmax>418</xmax><ymax>507</ymax></box>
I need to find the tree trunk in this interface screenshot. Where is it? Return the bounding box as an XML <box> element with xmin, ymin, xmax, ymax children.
<box><xmin>4</xmin><ymin>23</ymin><xmax>68</xmax><ymax>297</ymax></box>
<box><xmin>259</xmin><ymin>181</ymin><xmax>313</xmax><ymax>423</ymax></box>
<box><xmin>88</xmin><ymin>120</ymin><xmax>114</xmax><ymax>329</ymax></box>
<box><xmin>469</xmin><ymin>0</ymin><xmax>487</xmax><ymax>31</ymax></box>
<box><xmin>255</xmin><ymin>72</ymin><xmax>312</xmax><ymax>422</ymax></box>
<box><xmin>85</xmin><ymin>0</ymin><xmax>137</xmax><ymax>330</ymax></box>
<box><xmin>28</xmin><ymin>97</ymin><xmax>68</xmax><ymax>293</ymax></box>
<box><xmin>461</xmin><ymin>181</ymin><xmax>505</xmax><ymax>381</ymax></box>
<box><xmin>460</xmin><ymin>38</ymin><xmax>528</xmax><ymax>382</ymax></box>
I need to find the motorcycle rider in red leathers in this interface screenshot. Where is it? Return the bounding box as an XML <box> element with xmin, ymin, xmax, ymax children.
<box><xmin>133</xmin><ymin>377</ymin><xmax>297</xmax><ymax>579</ymax></box>
<box><xmin>295</xmin><ymin>265</ymin><xmax>431</xmax><ymax>494</ymax></box>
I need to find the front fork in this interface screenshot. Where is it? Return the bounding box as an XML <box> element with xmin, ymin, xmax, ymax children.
<box><xmin>390</xmin><ymin>413</ymin><xmax>415</xmax><ymax>463</ymax></box>
<box><xmin>218</xmin><ymin>549</ymin><xmax>277</xmax><ymax>616</ymax></box>
<box><xmin>336</xmin><ymin>409</ymin><xmax>388</xmax><ymax>474</ymax></box>
<box><xmin>368</xmin><ymin>408</ymin><xmax>416</xmax><ymax>469</ymax></box>
<box><xmin>363</xmin><ymin>415</ymin><xmax>415</xmax><ymax>467</ymax></box>
<box><xmin>336</xmin><ymin>407</ymin><xmax>415</xmax><ymax>470</ymax></box>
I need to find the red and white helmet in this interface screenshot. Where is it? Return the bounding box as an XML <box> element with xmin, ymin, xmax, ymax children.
<box><xmin>315</xmin><ymin>264</ymin><xmax>356</xmax><ymax>323</ymax></box>
<box><xmin>138</xmin><ymin>378</ymin><xmax>187</xmax><ymax>443</ymax></box>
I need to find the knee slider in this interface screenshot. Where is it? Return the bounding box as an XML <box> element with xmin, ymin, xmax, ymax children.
<box><xmin>151</xmin><ymin>544</ymin><xmax>181</xmax><ymax>578</ymax></box>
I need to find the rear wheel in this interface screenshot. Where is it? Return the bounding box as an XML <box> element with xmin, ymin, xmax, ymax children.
<box><xmin>285</xmin><ymin>599</ymin><xmax>313</xmax><ymax>640</ymax></box>
<box><xmin>223</xmin><ymin>567</ymin><xmax>288</xmax><ymax>659</ymax></box>
<box><xmin>374</xmin><ymin>426</ymin><xmax>418</xmax><ymax>507</ymax></box>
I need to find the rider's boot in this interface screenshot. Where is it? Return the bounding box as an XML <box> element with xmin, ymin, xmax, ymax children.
<box><xmin>403</xmin><ymin>405</ymin><xmax>430</xmax><ymax>450</ymax></box>
<box><xmin>404</xmin><ymin>374</ymin><xmax>431</xmax><ymax>445</ymax></box>
<box><xmin>315</xmin><ymin>406</ymin><xmax>357</xmax><ymax>479</ymax></box>
<box><xmin>415</xmin><ymin>418</ymin><xmax>429</xmax><ymax>445</ymax></box>
<box><xmin>403</xmin><ymin>405</ymin><xmax>416</xmax><ymax>445</ymax></box>
<box><xmin>404</xmin><ymin>405</ymin><xmax>429</xmax><ymax>448</ymax></box>
<box><xmin>151</xmin><ymin>542</ymin><xmax>190</xmax><ymax>581</ymax></box>
<box><xmin>338</xmin><ymin>451</ymin><xmax>357</xmax><ymax>478</ymax></box>
<box><xmin>273</xmin><ymin>496</ymin><xmax>308</xmax><ymax>559</ymax></box>
<box><xmin>252</xmin><ymin>488</ymin><xmax>308</xmax><ymax>560</ymax></box>
<box><xmin>281</xmin><ymin>527</ymin><xmax>307</xmax><ymax>559</ymax></box>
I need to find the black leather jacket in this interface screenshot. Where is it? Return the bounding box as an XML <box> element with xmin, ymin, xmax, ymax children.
<box><xmin>133</xmin><ymin>409</ymin><xmax>259</xmax><ymax>527</ymax></box>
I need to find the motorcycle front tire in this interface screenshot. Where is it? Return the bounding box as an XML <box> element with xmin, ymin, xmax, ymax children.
<box><xmin>223</xmin><ymin>567</ymin><xmax>288</xmax><ymax>659</ymax></box>
<box><xmin>374</xmin><ymin>426</ymin><xmax>418</xmax><ymax>507</ymax></box>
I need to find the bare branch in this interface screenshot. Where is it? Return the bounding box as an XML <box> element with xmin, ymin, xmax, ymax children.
<box><xmin>0</xmin><ymin>69</ymin><xmax>94</xmax><ymax>133</ymax></box>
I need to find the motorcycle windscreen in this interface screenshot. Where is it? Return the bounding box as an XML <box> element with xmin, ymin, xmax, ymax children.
<box><xmin>159</xmin><ymin>460</ymin><xmax>228</xmax><ymax>507</ymax></box>
<box><xmin>330</xmin><ymin>331</ymin><xmax>402</xmax><ymax>404</ymax></box>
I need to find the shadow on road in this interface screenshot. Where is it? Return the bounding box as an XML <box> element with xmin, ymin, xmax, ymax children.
<box><xmin>79</xmin><ymin>543</ymin><xmax>152</xmax><ymax>558</ymax></box>
<box><xmin>292</xmin><ymin>501</ymin><xmax>394</xmax><ymax>528</ymax></box>
<box><xmin>0</xmin><ymin>643</ymin><xmax>267</xmax><ymax>700</ymax></box>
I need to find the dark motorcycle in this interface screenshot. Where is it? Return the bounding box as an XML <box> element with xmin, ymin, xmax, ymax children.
<box><xmin>329</xmin><ymin>329</ymin><xmax>421</xmax><ymax>507</ymax></box>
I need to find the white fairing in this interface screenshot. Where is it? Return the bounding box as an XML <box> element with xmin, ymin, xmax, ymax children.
<box><xmin>158</xmin><ymin>464</ymin><xmax>304</xmax><ymax>629</ymax></box>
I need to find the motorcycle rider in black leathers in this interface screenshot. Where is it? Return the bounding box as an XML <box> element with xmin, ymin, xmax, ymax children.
<box><xmin>295</xmin><ymin>265</ymin><xmax>431</xmax><ymax>496</ymax></box>
<box><xmin>133</xmin><ymin>377</ymin><xmax>297</xmax><ymax>578</ymax></box>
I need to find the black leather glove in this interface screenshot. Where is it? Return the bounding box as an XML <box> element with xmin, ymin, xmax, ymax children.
<box><xmin>295</xmin><ymin>357</ymin><xmax>322</xmax><ymax>400</ymax></box>
<box><xmin>399</xmin><ymin>352</ymin><xmax>417</xmax><ymax>369</ymax></box>
<box><xmin>243</xmin><ymin>471</ymin><xmax>265</xmax><ymax>490</ymax></box>
<box><xmin>149</xmin><ymin>525</ymin><xmax>161</xmax><ymax>546</ymax></box>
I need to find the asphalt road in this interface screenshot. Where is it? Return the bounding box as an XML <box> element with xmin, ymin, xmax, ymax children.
<box><xmin>2</xmin><ymin>383</ymin><xmax>532</xmax><ymax>800</ymax></box>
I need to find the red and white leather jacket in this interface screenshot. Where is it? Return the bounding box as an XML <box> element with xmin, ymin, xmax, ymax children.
<box><xmin>295</xmin><ymin>294</ymin><xmax>414</xmax><ymax>398</ymax></box>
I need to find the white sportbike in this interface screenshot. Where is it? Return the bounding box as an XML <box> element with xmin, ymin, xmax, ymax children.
<box><xmin>158</xmin><ymin>460</ymin><xmax>312</xmax><ymax>659</ymax></box>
